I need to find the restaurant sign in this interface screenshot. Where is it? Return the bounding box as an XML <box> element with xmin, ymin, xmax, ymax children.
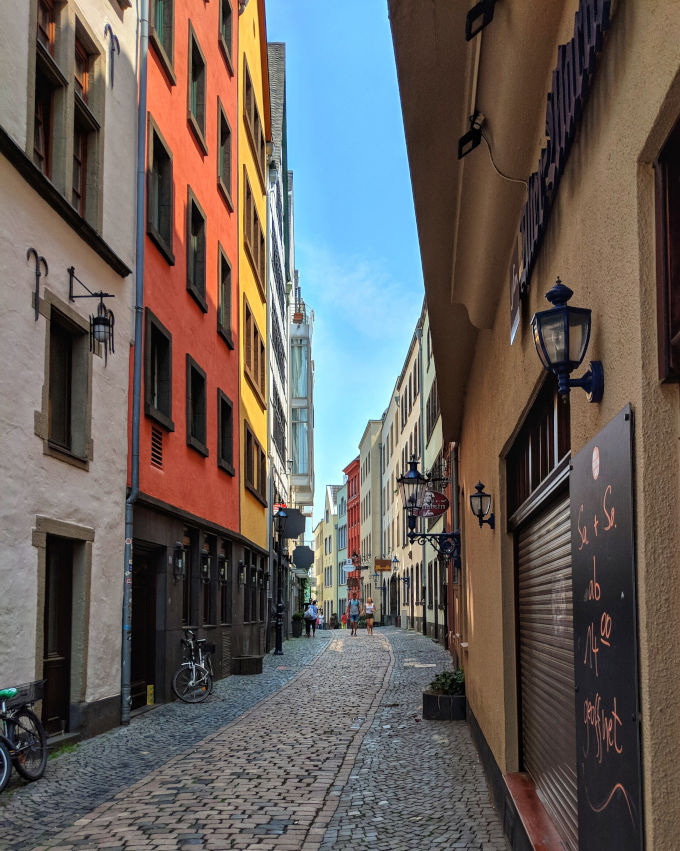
<box><xmin>374</xmin><ymin>559</ymin><xmax>392</xmax><ymax>572</ymax></box>
<box><xmin>416</xmin><ymin>490</ymin><xmax>449</xmax><ymax>518</ymax></box>
<box><xmin>510</xmin><ymin>0</ymin><xmax>611</xmax><ymax>343</ymax></box>
<box><xmin>570</xmin><ymin>405</ymin><xmax>643</xmax><ymax>849</ymax></box>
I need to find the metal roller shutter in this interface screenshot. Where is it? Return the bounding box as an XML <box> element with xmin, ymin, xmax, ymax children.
<box><xmin>518</xmin><ymin>493</ymin><xmax>577</xmax><ymax>851</ymax></box>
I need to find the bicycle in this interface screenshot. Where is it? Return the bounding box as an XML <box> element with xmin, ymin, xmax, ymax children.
<box><xmin>171</xmin><ymin>629</ymin><xmax>215</xmax><ymax>703</ymax></box>
<box><xmin>0</xmin><ymin>680</ymin><xmax>48</xmax><ymax>792</ymax></box>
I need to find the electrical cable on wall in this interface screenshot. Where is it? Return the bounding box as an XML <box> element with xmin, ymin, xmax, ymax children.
<box><xmin>481</xmin><ymin>131</ymin><xmax>528</xmax><ymax>189</ymax></box>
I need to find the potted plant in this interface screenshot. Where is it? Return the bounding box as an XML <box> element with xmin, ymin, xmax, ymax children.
<box><xmin>291</xmin><ymin>612</ymin><xmax>304</xmax><ymax>638</ymax></box>
<box><xmin>422</xmin><ymin>668</ymin><xmax>466</xmax><ymax>721</ymax></box>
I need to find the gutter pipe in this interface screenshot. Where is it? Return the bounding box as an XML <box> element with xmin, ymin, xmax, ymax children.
<box><xmin>121</xmin><ymin>0</ymin><xmax>148</xmax><ymax>725</ymax></box>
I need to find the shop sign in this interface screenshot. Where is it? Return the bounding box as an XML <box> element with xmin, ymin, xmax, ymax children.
<box><xmin>374</xmin><ymin>558</ymin><xmax>392</xmax><ymax>571</ymax></box>
<box><xmin>511</xmin><ymin>0</ymin><xmax>611</xmax><ymax>341</ymax></box>
<box><xmin>416</xmin><ymin>490</ymin><xmax>449</xmax><ymax>518</ymax></box>
<box><xmin>570</xmin><ymin>405</ymin><xmax>643</xmax><ymax>849</ymax></box>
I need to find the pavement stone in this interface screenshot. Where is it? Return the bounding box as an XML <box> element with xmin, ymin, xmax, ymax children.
<box><xmin>0</xmin><ymin>628</ymin><xmax>508</xmax><ymax>850</ymax></box>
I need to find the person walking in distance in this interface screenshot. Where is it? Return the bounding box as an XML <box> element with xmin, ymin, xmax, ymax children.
<box><xmin>346</xmin><ymin>592</ymin><xmax>362</xmax><ymax>636</ymax></box>
<box><xmin>304</xmin><ymin>600</ymin><xmax>318</xmax><ymax>638</ymax></box>
<box><xmin>365</xmin><ymin>597</ymin><xmax>376</xmax><ymax>635</ymax></box>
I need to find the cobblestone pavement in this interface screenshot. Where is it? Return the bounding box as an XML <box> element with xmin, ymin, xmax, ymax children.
<box><xmin>0</xmin><ymin>629</ymin><xmax>508</xmax><ymax>851</ymax></box>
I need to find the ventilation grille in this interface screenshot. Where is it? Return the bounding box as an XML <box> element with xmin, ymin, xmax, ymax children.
<box><xmin>151</xmin><ymin>426</ymin><xmax>163</xmax><ymax>468</ymax></box>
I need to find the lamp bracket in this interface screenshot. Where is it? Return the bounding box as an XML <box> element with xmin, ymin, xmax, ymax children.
<box><xmin>557</xmin><ymin>360</ymin><xmax>604</xmax><ymax>403</ymax></box>
<box><xmin>407</xmin><ymin>528</ymin><xmax>462</xmax><ymax>569</ymax></box>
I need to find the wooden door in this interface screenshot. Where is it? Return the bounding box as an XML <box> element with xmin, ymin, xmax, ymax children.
<box><xmin>42</xmin><ymin>537</ymin><xmax>73</xmax><ymax>736</ymax></box>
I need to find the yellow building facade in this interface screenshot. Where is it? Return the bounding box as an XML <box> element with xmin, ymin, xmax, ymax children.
<box><xmin>238</xmin><ymin>0</ymin><xmax>270</xmax><ymax>550</ymax></box>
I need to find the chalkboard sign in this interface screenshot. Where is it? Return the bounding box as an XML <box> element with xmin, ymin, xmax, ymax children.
<box><xmin>570</xmin><ymin>405</ymin><xmax>643</xmax><ymax>849</ymax></box>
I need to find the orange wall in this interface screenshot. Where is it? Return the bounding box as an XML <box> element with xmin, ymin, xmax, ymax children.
<box><xmin>345</xmin><ymin>458</ymin><xmax>360</xmax><ymax>557</ymax></box>
<box><xmin>135</xmin><ymin>1</ymin><xmax>239</xmax><ymax>531</ymax></box>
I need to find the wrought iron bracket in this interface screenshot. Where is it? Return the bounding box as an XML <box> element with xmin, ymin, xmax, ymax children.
<box><xmin>104</xmin><ymin>24</ymin><xmax>120</xmax><ymax>87</ymax></box>
<box><xmin>407</xmin><ymin>527</ymin><xmax>461</xmax><ymax>569</ymax></box>
<box><xmin>27</xmin><ymin>247</ymin><xmax>48</xmax><ymax>321</ymax></box>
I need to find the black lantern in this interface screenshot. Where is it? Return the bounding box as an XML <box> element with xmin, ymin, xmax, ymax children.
<box><xmin>238</xmin><ymin>560</ymin><xmax>246</xmax><ymax>586</ymax></box>
<box><xmin>200</xmin><ymin>551</ymin><xmax>212</xmax><ymax>583</ymax></box>
<box><xmin>68</xmin><ymin>266</ymin><xmax>115</xmax><ymax>364</ymax></box>
<box><xmin>531</xmin><ymin>278</ymin><xmax>604</xmax><ymax>402</ymax></box>
<box><xmin>218</xmin><ymin>554</ymin><xmax>227</xmax><ymax>583</ymax></box>
<box><xmin>469</xmin><ymin>482</ymin><xmax>495</xmax><ymax>529</ymax></box>
<box><xmin>173</xmin><ymin>542</ymin><xmax>185</xmax><ymax>580</ymax></box>
<box><xmin>397</xmin><ymin>457</ymin><xmax>461</xmax><ymax>566</ymax></box>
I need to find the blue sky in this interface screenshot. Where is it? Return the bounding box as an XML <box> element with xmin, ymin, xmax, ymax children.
<box><xmin>265</xmin><ymin>0</ymin><xmax>424</xmax><ymax>530</ymax></box>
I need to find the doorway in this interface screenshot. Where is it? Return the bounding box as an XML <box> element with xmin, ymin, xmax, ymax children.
<box><xmin>130</xmin><ymin>548</ymin><xmax>159</xmax><ymax>710</ymax></box>
<box><xmin>43</xmin><ymin>536</ymin><xmax>73</xmax><ymax>736</ymax></box>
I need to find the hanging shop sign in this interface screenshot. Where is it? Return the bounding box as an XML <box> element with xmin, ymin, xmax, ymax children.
<box><xmin>510</xmin><ymin>0</ymin><xmax>612</xmax><ymax>343</ymax></box>
<box><xmin>570</xmin><ymin>404</ymin><xmax>643</xmax><ymax>850</ymax></box>
<box><xmin>416</xmin><ymin>490</ymin><xmax>449</xmax><ymax>518</ymax></box>
<box><xmin>374</xmin><ymin>559</ymin><xmax>392</xmax><ymax>571</ymax></box>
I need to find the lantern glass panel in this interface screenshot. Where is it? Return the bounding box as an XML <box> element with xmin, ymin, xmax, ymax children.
<box><xmin>93</xmin><ymin>316</ymin><xmax>108</xmax><ymax>342</ymax></box>
<box><xmin>538</xmin><ymin>312</ymin><xmax>566</xmax><ymax>366</ymax></box>
<box><xmin>568</xmin><ymin>310</ymin><xmax>590</xmax><ymax>366</ymax></box>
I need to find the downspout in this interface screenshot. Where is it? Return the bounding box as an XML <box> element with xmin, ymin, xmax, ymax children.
<box><xmin>450</xmin><ymin>441</ymin><xmax>460</xmax><ymax>663</ymax></box>
<box><xmin>121</xmin><ymin>0</ymin><xmax>148</xmax><ymax>725</ymax></box>
<box><xmin>417</xmin><ymin>321</ymin><xmax>427</xmax><ymax>636</ymax></box>
<box><xmin>378</xmin><ymin>440</ymin><xmax>383</xmax><ymax>623</ymax></box>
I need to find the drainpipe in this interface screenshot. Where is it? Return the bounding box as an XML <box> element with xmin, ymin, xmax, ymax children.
<box><xmin>121</xmin><ymin>0</ymin><xmax>148</xmax><ymax>725</ymax></box>
<box><xmin>417</xmin><ymin>321</ymin><xmax>427</xmax><ymax>637</ymax></box>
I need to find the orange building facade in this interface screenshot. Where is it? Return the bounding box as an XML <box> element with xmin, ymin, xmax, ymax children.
<box><xmin>129</xmin><ymin>0</ymin><xmax>242</xmax><ymax>708</ymax></box>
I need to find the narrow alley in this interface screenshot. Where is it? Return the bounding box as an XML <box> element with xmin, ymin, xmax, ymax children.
<box><xmin>0</xmin><ymin>630</ymin><xmax>506</xmax><ymax>850</ymax></box>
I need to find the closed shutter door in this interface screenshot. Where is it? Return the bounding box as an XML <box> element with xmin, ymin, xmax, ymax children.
<box><xmin>518</xmin><ymin>493</ymin><xmax>577</xmax><ymax>851</ymax></box>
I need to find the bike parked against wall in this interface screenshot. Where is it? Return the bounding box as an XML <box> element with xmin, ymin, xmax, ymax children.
<box><xmin>0</xmin><ymin>680</ymin><xmax>48</xmax><ymax>792</ymax></box>
<box><xmin>171</xmin><ymin>629</ymin><xmax>215</xmax><ymax>704</ymax></box>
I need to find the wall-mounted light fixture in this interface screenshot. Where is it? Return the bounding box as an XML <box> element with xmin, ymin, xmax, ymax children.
<box><xmin>531</xmin><ymin>278</ymin><xmax>604</xmax><ymax>403</ymax></box>
<box><xmin>397</xmin><ymin>458</ymin><xmax>462</xmax><ymax>567</ymax></box>
<box><xmin>68</xmin><ymin>266</ymin><xmax>115</xmax><ymax>364</ymax></box>
<box><xmin>458</xmin><ymin>111</ymin><xmax>484</xmax><ymax>160</ymax></box>
<box><xmin>399</xmin><ymin>574</ymin><xmax>411</xmax><ymax>592</ymax></box>
<box><xmin>469</xmin><ymin>482</ymin><xmax>495</xmax><ymax>529</ymax></box>
<box><xmin>238</xmin><ymin>560</ymin><xmax>246</xmax><ymax>586</ymax></box>
<box><xmin>217</xmin><ymin>553</ymin><xmax>227</xmax><ymax>583</ymax></box>
<box><xmin>173</xmin><ymin>543</ymin><xmax>185</xmax><ymax>580</ymax></box>
<box><xmin>465</xmin><ymin>0</ymin><xmax>497</xmax><ymax>41</ymax></box>
<box><xmin>199</xmin><ymin>550</ymin><xmax>212</xmax><ymax>583</ymax></box>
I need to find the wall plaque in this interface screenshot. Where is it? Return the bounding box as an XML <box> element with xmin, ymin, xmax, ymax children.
<box><xmin>570</xmin><ymin>405</ymin><xmax>643</xmax><ymax>849</ymax></box>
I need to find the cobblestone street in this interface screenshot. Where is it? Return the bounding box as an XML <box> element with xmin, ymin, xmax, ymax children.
<box><xmin>0</xmin><ymin>629</ymin><xmax>507</xmax><ymax>851</ymax></box>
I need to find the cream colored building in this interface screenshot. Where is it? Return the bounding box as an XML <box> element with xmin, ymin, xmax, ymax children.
<box><xmin>391</xmin><ymin>0</ymin><xmax>680</xmax><ymax>847</ymax></box>
<box><xmin>0</xmin><ymin>0</ymin><xmax>136</xmax><ymax>736</ymax></box>
<box><xmin>358</xmin><ymin>420</ymin><xmax>382</xmax><ymax>614</ymax></box>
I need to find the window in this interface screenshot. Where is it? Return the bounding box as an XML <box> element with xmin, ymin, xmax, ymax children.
<box><xmin>33</xmin><ymin>0</ymin><xmax>63</xmax><ymax>179</ymax></box>
<box><xmin>181</xmin><ymin>531</ymin><xmax>192</xmax><ymax>625</ymax></box>
<box><xmin>71</xmin><ymin>36</ymin><xmax>99</xmax><ymax>220</ymax></box>
<box><xmin>187</xmin><ymin>24</ymin><xmax>206</xmax><ymax>152</ymax></box>
<box><xmin>217</xmin><ymin>389</ymin><xmax>234</xmax><ymax>474</ymax></box>
<box><xmin>217</xmin><ymin>101</ymin><xmax>233</xmax><ymax>207</ymax></box>
<box><xmin>201</xmin><ymin>540</ymin><xmax>214</xmax><ymax>625</ymax></box>
<box><xmin>292</xmin><ymin>408</ymin><xmax>309</xmax><ymax>475</ymax></box>
<box><xmin>291</xmin><ymin>340</ymin><xmax>308</xmax><ymax>397</ymax></box>
<box><xmin>656</xmin><ymin>116</ymin><xmax>680</xmax><ymax>381</ymax></box>
<box><xmin>186</xmin><ymin>355</ymin><xmax>208</xmax><ymax>456</ymax></box>
<box><xmin>219</xmin><ymin>541</ymin><xmax>232</xmax><ymax>625</ymax></box>
<box><xmin>243</xmin><ymin>58</ymin><xmax>266</xmax><ymax>185</ymax></box>
<box><xmin>243</xmin><ymin>298</ymin><xmax>266</xmax><ymax>403</ymax></box>
<box><xmin>217</xmin><ymin>244</ymin><xmax>233</xmax><ymax>346</ymax></box>
<box><xmin>37</xmin><ymin>0</ymin><xmax>55</xmax><ymax>53</ymax></box>
<box><xmin>144</xmin><ymin>308</ymin><xmax>174</xmax><ymax>431</ymax></box>
<box><xmin>244</xmin><ymin>420</ymin><xmax>266</xmax><ymax>503</ymax></box>
<box><xmin>147</xmin><ymin>117</ymin><xmax>174</xmax><ymax>263</ymax></box>
<box><xmin>243</xmin><ymin>549</ymin><xmax>251</xmax><ymax>623</ymax></box>
<box><xmin>243</xmin><ymin>171</ymin><xmax>266</xmax><ymax>297</ymax></box>
<box><xmin>218</xmin><ymin>0</ymin><xmax>233</xmax><ymax>71</ymax></box>
<box><xmin>150</xmin><ymin>0</ymin><xmax>174</xmax><ymax>82</ymax></box>
<box><xmin>186</xmin><ymin>188</ymin><xmax>207</xmax><ymax>310</ymax></box>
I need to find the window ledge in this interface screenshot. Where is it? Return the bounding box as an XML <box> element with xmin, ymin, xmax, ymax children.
<box><xmin>245</xmin><ymin>482</ymin><xmax>267</xmax><ymax>506</ymax></box>
<box><xmin>45</xmin><ymin>440</ymin><xmax>89</xmax><ymax>470</ymax></box>
<box><xmin>218</xmin><ymin>322</ymin><xmax>234</xmax><ymax>349</ymax></box>
<box><xmin>218</xmin><ymin>458</ymin><xmax>235</xmax><ymax>476</ymax></box>
<box><xmin>147</xmin><ymin>224</ymin><xmax>175</xmax><ymax>266</ymax></box>
<box><xmin>187</xmin><ymin>434</ymin><xmax>209</xmax><ymax>457</ymax></box>
<box><xmin>218</xmin><ymin>35</ymin><xmax>234</xmax><ymax>75</ymax></box>
<box><xmin>218</xmin><ymin>178</ymin><xmax>234</xmax><ymax>212</ymax></box>
<box><xmin>149</xmin><ymin>29</ymin><xmax>176</xmax><ymax>86</ymax></box>
<box><xmin>244</xmin><ymin>369</ymin><xmax>266</xmax><ymax>409</ymax></box>
<box><xmin>244</xmin><ymin>241</ymin><xmax>266</xmax><ymax>303</ymax></box>
<box><xmin>188</xmin><ymin>113</ymin><xmax>208</xmax><ymax>156</ymax></box>
<box><xmin>187</xmin><ymin>280</ymin><xmax>208</xmax><ymax>313</ymax></box>
<box><xmin>144</xmin><ymin>404</ymin><xmax>175</xmax><ymax>432</ymax></box>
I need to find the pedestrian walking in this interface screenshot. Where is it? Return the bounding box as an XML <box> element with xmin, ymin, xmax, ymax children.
<box><xmin>317</xmin><ymin>610</ymin><xmax>324</xmax><ymax>630</ymax></box>
<box><xmin>304</xmin><ymin>600</ymin><xmax>318</xmax><ymax>638</ymax></box>
<box><xmin>365</xmin><ymin>597</ymin><xmax>376</xmax><ymax>634</ymax></box>
<box><xmin>346</xmin><ymin>593</ymin><xmax>362</xmax><ymax>636</ymax></box>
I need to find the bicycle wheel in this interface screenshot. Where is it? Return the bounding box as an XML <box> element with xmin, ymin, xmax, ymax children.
<box><xmin>0</xmin><ymin>740</ymin><xmax>11</xmax><ymax>792</ymax></box>
<box><xmin>172</xmin><ymin>664</ymin><xmax>210</xmax><ymax>703</ymax></box>
<box><xmin>10</xmin><ymin>708</ymin><xmax>47</xmax><ymax>781</ymax></box>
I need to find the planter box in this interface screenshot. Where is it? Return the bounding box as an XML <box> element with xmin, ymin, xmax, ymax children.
<box><xmin>291</xmin><ymin>620</ymin><xmax>304</xmax><ymax>637</ymax></box>
<box><xmin>422</xmin><ymin>690</ymin><xmax>466</xmax><ymax>721</ymax></box>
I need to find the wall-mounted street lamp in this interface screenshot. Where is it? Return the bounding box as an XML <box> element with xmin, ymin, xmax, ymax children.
<box><xmin>469</xmin><ymin>482</ymin><xmax>495</xmax><ymax>529</ymax></box>
<box><xmin>238</xmin><ymin>560</ymin><xmax>246</xmax><ymax>586</ymax></box>
<box><xmin>397</xmin><ymin>458</ymin><xmax>461</xmax><ymax>567</ymax></box>
<box><xmin>68</xmin><ymin>266</ymin><xmax>115</xmax><ymax>364</ymax></box>
<box><xmin>173</xmin><ymin>543</ymin><xmax>185</xmax><ymax>581</ymax></box>
<box><xmin>217</xmin><ymin>553</ymin><xmax>228</xmax><ymax>583</ymax></box>
<box><xmin>465</xmin><ymin>0</ymin><xmax>497</xmax><ymax>40</ymax></box>
<box><xmin>531</xmin><ymin>278</ymin><xmax>604</xmax><ymax>403</ymax></box>
<box><xmin>199</xmin><ymin>550</ymin><xmax>212</xmax><ymax>583</ymax></box>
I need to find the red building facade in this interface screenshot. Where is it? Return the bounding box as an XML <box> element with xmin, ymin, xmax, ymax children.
<box><xmin>128</xmin><ymin>0</ymin><xmax>241</xmax><ymax>708</ymax></box>
<box><xmin>344</xmin><ymin>457</ymin><xmax>361</xmax><ymax>591</ymax></box>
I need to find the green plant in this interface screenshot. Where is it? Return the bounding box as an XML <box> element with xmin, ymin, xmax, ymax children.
<box><xmin>49</xmin><ymin>741</ymin><xmax>79</xmax><ymax>760</ymax></box>
<box><xmin>292</xmin><ymin>611</ymin><xmax>305</xmax><ymax>622</ymax></box>
<box><xmin>428</xmin><ymin>668</ymin><xmax>464</xmax><ymax>696</ymax></box>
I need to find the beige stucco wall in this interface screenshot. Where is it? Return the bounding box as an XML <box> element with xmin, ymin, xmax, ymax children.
<box><xmin>0</xmin><ymin>0</ymin><xmax>137</xmax><ymax>708</ymax></box>
<box><xmin>454</xmin><ymin>3</ymin><xmax>680</xmax><ymax>844</ymax></box>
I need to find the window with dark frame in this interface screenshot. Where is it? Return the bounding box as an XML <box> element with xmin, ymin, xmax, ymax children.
<box><xmin>188</xmin><ymin>25</ymin><xmax>206</xmax><ymax>149</ymax></box>
<box><xmin>243</xmin><ymin>420</ymin><xmax>266</xmax><ymax>503</ymax></box>
<box><xmin>217</xmin><ymin>245</ymin><xmax>233</xmax><ymax>345</ymax></box>
<box><xmin>186</xmin><ymin>189</ymin><xmax>207</xmax><ymax>310</ymax></box>
<box><xmin>243</xmin><ymin>171</ymin><xmax>266</xmax><ymax>297</ymax></box>
<box><xmin>243</xmin><ymin>296</ymin><xmax>266</xmax><ymax>402</ymax></box>
<box><xmin>34</xmin><ymin>0</ymin><xmax>63</xmax><ymax>179</ymax></box>
<box><xmin>656</xmin><ymin>116</ymin><xmax>680</xmax><ymax>381</ymax></box>
<box><xmin>260</xmin><ymin>556</ymin><xmax>266</xmax><ymax>624</ymax></box>
<box><xmin>220</xmin><ymin>541</ymin><xmax>232</xmax><ymax>625</ymax></box>
<box><xmin>181</xmin><ymin>532</ymin><xmax>192</xmax><ymax>626</ymax></box>
<box><xmin>71</xmin><ymin>35</ymin><xmax>99</xmax><ymax>220</ymax></box>
<box><xmin>218</xmin><ymin>102</ymin><xmax>232</xmax><ymax>206</ymax></box>
<box><xmin>218</xmin><ymin>0</ymin><xmax>233</xmax><ymax>70</ymax></box>
<box><xmin>250</xmin><ymin>563</ymin><xmax>257</xmax><ymax>622</ymax></box>
<box><xmin>147</xmin><ymin>119</ymin><xmax>174</xmax><ymax>262</ymax></box>
<box><xmin>47</xmin><ymin>309</ymin><xmax>90</xmax><ymax>460</ymax></box>
<box><xmin>186</xmin><ymin>355</ymin><xmax>208</xmax><ymax>456</ymax></box>
<box><xmin>144</xmin><ymin>308</ymin><xmax>173</xmax><ymax>431</ymax></box>
<box><xmin>150</xmin><ymin>0</ymin><xmax>174</xmax><ymax>80</ymax></box>
<box><xmin>242</xmin><ymin>59</ymin><xmax>265</xmax><ymax>184</ymax></box>
<box><xmin>217</xmin><ymin>389</ymin><xmax>234</xmax><ymax>474</ymax></box>
<box><xmin>243</xmin><ymin>549</ymin><xmax>251</xmax><ymax>622</ymax></box>
<box><xmin>201</xmin><ymin>542</ymin><xmax>213</xmax><ymax>626</ymax></box>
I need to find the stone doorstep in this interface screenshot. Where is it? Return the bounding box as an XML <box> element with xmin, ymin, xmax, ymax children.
<box><xmin>503</xmin><ymin>772</ymin><xmax>565</xmax><ymax>850</ymax></box>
